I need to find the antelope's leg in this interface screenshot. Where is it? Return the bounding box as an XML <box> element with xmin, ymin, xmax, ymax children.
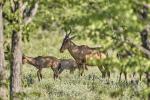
<box><xmin>78</xmin><ymin>64</ymin><xmax>83</xmax><ymax>76</ymax></box>
<box><xmin>104</xmin><ymin>66</ymin><xmax>110</xmax><ymax>82</ymax></box>
<box><xmin>59</xmin><ymin>68</ymin><xmax>63</xmax><ymax>75</ymax></box>
<box><xmin>132</xmin><ymin>72</ymin><xmax>136</xmax><ymax>78</ymax></box>
<box><xmin>104</xmin><ymin>66</ymin><xmax>110</xmax><ymax>79</ymax></box>
<box><xmin>51</xmin><ymin>67</ymin><xmax>56</xmax><ymax>80</ymax></box>
<box><xmin>37</xmin><ymin>69</ymin><xmax>40</xmax><ymax>81</ymax></box>
<box><xmin>53</xmin><ymin>69</ymin><xmax>58</xmax><ymax>80</ymax></box>
<box><xmin>70</xmin><ymin>68</ymin><xmax>73</xmax><ymax>74</ymax></box>
<box><xmin>139</xmin><ymin>72</ymin><xmax>142</xmax><ymax>81</ymax></box>
<box><xmin>119</xmin><ymin>71</ymin><xmax>122</xmax><ymax>82</ymax></box>
<box><xmin>54</xmin><ymin>73</ymin><xmax>58</xmax><ymax>80</ymax></box>
<box><xmin>70</xmin><ymin>67</ymin><xmax>75</xmax><ymax>74</ymax></box>
<box><xmin>58</xmin><ymin>63</ymin><xmax>64</xmax><ymax>75</ymax></box>
<box><xmin>39</xmin><ymin>69</ymin><xmax>42</xmax><ymax>80</ymax></box>
<box><xmin>107</xmin><ymin>70</ymin><xmax>110</xmax><ymax>79</ymax></box>
<box><xmin>83</xmin><ymin>58</ymin><xmax>88</xmax><ymax>70</ymax></box>
<box><xmin>53</xmin><ymin>73</ymin><xmax>56</xmax><ymax>80</ymax></box>
<box><xmin>81</xmin><ymin>63</ymin><xmax>86</xmax><ymax>76</ymax></box>
<box><xmin>52</xmin><ymin>61</ymin><xmax>61</xmax><ymax>79</ymax></box>
<box><xmin>53</xmin><ymin>70</ymin><xmax>59</xmax><ymax>80</ymax></box>
<box><xmin>80</xmin><ymin>68</ymin><xmax>84</xmax><ymax>76</ymax></box>
<box><xmin>79</xmin><ymin>66</ymin><xmax>84</xmax><ymax>76</ymax></box>
<box><xmin>132</xmin><ymin>72</ymin><xmax>135</xmax><ymax>81</ymax></box>
<box><xmin>124</xmin><ymin>71</ymin><xmax>127</xmax><ymax>83</ymax></box>
<box><xmin>78</xmin><ymin>66</ymin><xmax>81</xmax><ymax>77</ymax></box>
<box><xmin>85</xmin><ymin>65</ymin><xmax>88</xmax><ymax>70</ymax></box>
<box><xmin>82</xmin><ymin>64</ymin><xmax>85</xmax><ymax>75</ymax></box>
<box><xmin>146</xmin><ymin>72</ymin><xmax>150</xmax><ymax>87</ymax></box>
<box><xmin>98</xmin><ymin>66</ymin><xmax>106</xmax><ymax>78</ymax></box>
<box><xmin>57</xmin><ymin>63</ymin><xmax>62</xmax><ymax>74</ymax></box>
<box><xmin>79</xmin><ymin>59</ymin><xmax>86</xmax><ymax>76</ymax></box>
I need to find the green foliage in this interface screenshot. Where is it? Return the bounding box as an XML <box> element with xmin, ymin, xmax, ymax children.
<box><xmin>33</xmin><ymin>0</ymin><xmax>150</xmax><ymax>73</ymax></box>
<box><xmin>34</xmin><ymin>0</ymin><xmax>148</xmax><ymax>41</ymax></box>
<box><xmin>2</xmin><ymin>0</ymin><xmax>150</xmax><ymax>99</ymax></box>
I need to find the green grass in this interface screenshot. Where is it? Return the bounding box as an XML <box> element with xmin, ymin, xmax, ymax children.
<box><xmin>21</xmin><ymin>31</ymin><xmax>147</xmax><ymax>100</ymax></box>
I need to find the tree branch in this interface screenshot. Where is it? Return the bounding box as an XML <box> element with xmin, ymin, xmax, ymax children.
<box><xmin>21</xmin><ymin>2</ymin><xmax>27</xmax><ymax>12</ymax></box>
<box><xmin>144</xmin><ymin>4</ymin><xmax>150</xmax><ymax>9</ymax></box>
<box><xmin>23</xmin><ymin>1</ymin><xmax>39</xmax><ymax>25</ymax></box>
<box><xmin>10</xmin><ymin>0</ymin><xmax>18</xmax><ymax>12</ymax></box>
<box><xmin>10</xmin><ymin>0</ymin><xmax>14</xmax><ymax>11</ymax></box>
<box><xmin>3</xmin><ymin>12</ymin><xmax>13</xmax><ymax>23</ymax></box>
<box><xmin>126</xmin><ymin>38</ymin><xmax>150</xmax><ymax>58</ymax></box>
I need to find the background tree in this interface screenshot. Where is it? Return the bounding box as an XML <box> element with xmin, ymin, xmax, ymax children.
<box><xmin>1</xmin><ymin>0</ymin><xmax>150</xmax><ymax>99</ymax></box>
<box><xmin>5</xmin><ymin>0</ymin><xmax>39</xmax><ymax>99</ymax></box>
<box><xmin>0</xmin><ymin>0</ymin><xmax>7</xmax><ymax>99</ymax></box>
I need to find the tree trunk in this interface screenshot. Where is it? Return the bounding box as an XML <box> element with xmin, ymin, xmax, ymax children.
<box><xmin>146</xmin><ymin>72</ymin><xmax>150</xmax><ymax>100</ymax></box>
<box><xmin>10</xmin><ymin>30</ymin><xmax>22</xmax><ymax>99</ymax></box>
<box><xmin>140</xmin><ymin>28</ymin><xmax>150</xmax><ymax>100</ymax></box>
<box><xmin>0</xmin><ymin>3</ymin><xmax>7</xmax><ymax>100</ymax></box>
<box><xmin>9</xmin><ymin>1</ymin><xmax>38</xmax><ymax>99</ymax></box>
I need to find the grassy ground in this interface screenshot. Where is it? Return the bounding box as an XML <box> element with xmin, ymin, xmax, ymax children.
<box><xmin>21</xmin><ymin>31</ymin><xmax>147</xmax><ymax>100</ymax></box>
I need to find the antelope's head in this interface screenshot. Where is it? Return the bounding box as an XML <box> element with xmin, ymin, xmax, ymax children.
<box><xmin>60</xmin><ymin>28</ymin><xmax>75</xmax><ymax>53</ymax></box>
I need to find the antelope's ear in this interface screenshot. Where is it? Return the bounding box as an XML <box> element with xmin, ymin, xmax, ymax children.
<box><xmin>69</xmin><ymin>35</ymin><xmax>76</xmax><ymax>40</ymax></box>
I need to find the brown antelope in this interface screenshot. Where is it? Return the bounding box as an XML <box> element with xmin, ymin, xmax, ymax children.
<box><xmin>59</xmin><ymin>29</ymin><xmax>109</xmax><ymax>78</ymax></box>
<box><xmin>22</xmin><ymin>55</ymin><xmax>60</xmax><ymax>81</ymax></box>
<box><xmin>58</xmin><ymin>59</ymin><xmax>78</xmax><ymax>75</ymax></box>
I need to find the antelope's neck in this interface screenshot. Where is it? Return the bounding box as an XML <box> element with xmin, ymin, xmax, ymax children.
<box><xmin>26</xmin><ymin>57</ymin><xmax>37</xmax><ymax>66</ymax></box>
<box><xmin>68</xmin><ymin>41</ymin><xmax>79</xmax><ymax>60</ymax></box>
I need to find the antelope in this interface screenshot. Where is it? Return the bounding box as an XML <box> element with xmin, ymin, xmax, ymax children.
<box><xmin>59</xmin><ymin>29</ymin><xmax>110</xmax><ymax>78</ymax></box>
<box><xmin>117</xmin><ymin>49</ymin><xmax>145</xmax><ymax>83</ymax></box>
<box><xmin>22</xmin><ymin>55</ymin><xmax>60</xmax><ymax>81</ymax></box>
<box><xmin>58</xmin><ymin>59</ymin><xmax>78</xmax><ymax>75</ymax></box>
<box><xmin>117</xmin><ymin>50</ymin><xmax>134</xmax><ymax>82</ymax></box>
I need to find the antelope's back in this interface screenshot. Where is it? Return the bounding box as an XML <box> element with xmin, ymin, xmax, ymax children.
<box><xmin>85</xmin><ymin>51</ymin><xmax>106</xmax><ymax>66</ymax></box>
<box><xmin>35</xmin><ymin>56</ymin><xmax>59</xmax><ymax>68</ymax></box>
<box><xmin>60</xmin><ymin>59</ymin><xmax>77</xmax><ymax>69</ymax></box>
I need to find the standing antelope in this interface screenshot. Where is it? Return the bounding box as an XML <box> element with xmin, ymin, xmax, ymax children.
<box><xmin>22</xmin><ymin>55</ymin><xmax>60</xmax><ymax>81</ymax></box>
<box><xmin>58</xmin><ymin>59</ymin><xmax>78</xmax><ymax>75</ymax></box>
<box><xmin>59</xmin><ymin>29</ymin><xmax>110</xmax><ymax>78</ymax></box>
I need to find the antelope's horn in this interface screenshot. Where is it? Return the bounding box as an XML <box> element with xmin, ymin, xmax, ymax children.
<box><xmin>67</xmin><ymin>28</ymin><xmax>71</xmax><ymax>36</ymax></box>
<box><xmin>69</xmin><ymin>35</ymin><xmax>76</xmax><ymax>40</ymax></box>
<box><xmin>63</xmin><ymin>27</ymin><xmax>72</xmax><ymax>37</ymax></box>
<box><xmin>63</xmin><ymin>28</ymin><xmax>68</xmax><ymax>36</ymax></box>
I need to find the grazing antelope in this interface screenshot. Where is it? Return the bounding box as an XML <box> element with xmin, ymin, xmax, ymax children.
<box><xmin>22</xmin><ymin>55</ymin><xmax>60</xmax><ymax>81</ymax></box>
<box><xmin>59</xmin><ymin>29</ymin><xmax>109</xmax><ymax>78</ymax></box>
<box><xmin>58</xmin><ymin>59</ymin><xmax>78</xmax><ymax>75</ymax></box>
